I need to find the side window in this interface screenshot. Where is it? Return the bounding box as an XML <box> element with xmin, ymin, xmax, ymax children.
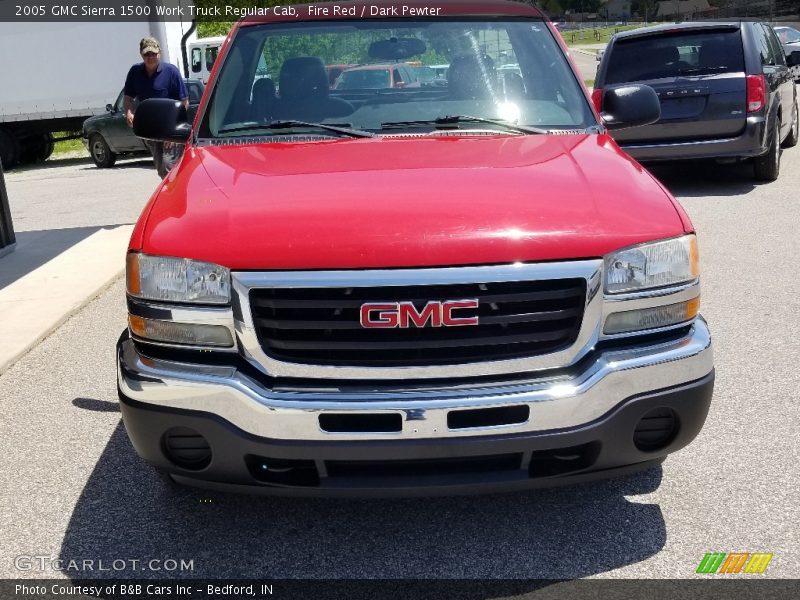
<box><xmin>115</xmin><ymin>91</ymin><xmax>125</xmax><ymax>112</ymax></box>
<box><xmin>255</xmin><ymin>53</ymin><xmax>270</xmax><ymax>78</ymax></box>
<box><xmin>206</xmin><ymin>46</ymin><xmax>219</xmax><ymax>71</ymax></box>
<box><xmin>187</xmin><ymin>83</ymin><xmax>201</xmax><ymax>104</ymax></box>
<box><xmin>765</xmin><ymin>26</ymin><xmax>786</xmax><ymax>66</ymax></box>
<box><xmin>191</xmin><ymin>48</ymin><xmax>201</xmax><ymax>73</ymax></box>
<box><xmin>756</xmin><ymin>25</ymin><xmax>775</xmax><ymax>67</ymax></box>
<box><xmin>393</xmin><ymin>68</ymin><xmax>403</xmax><ymax>85</ymax></box>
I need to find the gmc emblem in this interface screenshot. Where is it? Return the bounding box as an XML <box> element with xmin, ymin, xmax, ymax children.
<box><xmin>360</xmin><ymin>299</ymin><xmax>480</xmax><ymax>328</ymax></box>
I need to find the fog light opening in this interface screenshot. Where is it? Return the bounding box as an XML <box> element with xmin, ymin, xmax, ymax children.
<box><xmin>633</xmin><ymin>407</ymin><xmax>679</xmax><ymax>452</ymax></box>
<box><xmin>162</xmin><ymin>427</ymin><xmax>212</xmax><ymax>470</ymax></box>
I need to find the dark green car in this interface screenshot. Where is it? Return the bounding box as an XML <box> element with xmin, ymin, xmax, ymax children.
<box><xmin>82</xmin><ymin>79</ymin><xmax>204</xmax><ymax>168</ymax></box>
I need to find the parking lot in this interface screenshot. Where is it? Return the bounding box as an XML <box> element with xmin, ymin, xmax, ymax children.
<box><xmin>0</xmin><ymin>146</ymin><xmax>798</xmax><ymax>581</ymax></box>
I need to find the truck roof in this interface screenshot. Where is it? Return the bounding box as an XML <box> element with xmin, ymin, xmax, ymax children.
<box><xmin>239</xmin><ymin>0</ymin><xmax>545</xmax><ymax>26</ymax></box>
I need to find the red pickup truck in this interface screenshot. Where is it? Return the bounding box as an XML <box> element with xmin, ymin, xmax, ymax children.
<box><xmin>118</xmin><ymin>0</ymin><xmax>714</xmax><ymax>496</ymax></box>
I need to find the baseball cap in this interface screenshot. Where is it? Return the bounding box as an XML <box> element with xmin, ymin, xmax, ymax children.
<box><xmin>140</xmin><ymin>37</ymin><xmax>160</xmax><ymax>55</ymax></box>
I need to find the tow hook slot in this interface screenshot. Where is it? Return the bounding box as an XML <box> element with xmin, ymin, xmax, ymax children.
<box><xmin>447</xmin><ymin>405</ymin><xmax>530</xmax><ymax>430</ymax></box>
<box><xmin>319</xmin><ymin>413</ymin><xmax>402</xmax><ymax>433</ymax></box>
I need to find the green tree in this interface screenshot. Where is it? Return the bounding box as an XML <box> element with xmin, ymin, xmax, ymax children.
<box><xmin>197</xmin><ymin>21</ymin><xmax>232</xmax><ymax>37</ymax></box>
<box><xmin>537</xmin><ymin>0</ymin><xmax>563</xmax><ymax>17</ymax></box>
<box><xmin>632</xmin><ymin>0</ymin><xmax>655</xmax><ymax>20</ymax></box>
<box><xmin>195</xmin><ymin>0</ymin><xmax>315</xmax><ymax>37</ymax></box>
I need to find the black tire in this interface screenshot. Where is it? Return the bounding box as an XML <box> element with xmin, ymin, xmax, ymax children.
<box><xmin>754</xmin><ymin>119</ymin><xmax>781</xmax><ymax>182</ymax></box>
<box><xmin>781</xmin><ymin>100</ymin><xmax>799</xmax><ymax>149</ymax></box>
<box><xmin>18</xmin><ymin>133</ymin><xmax>53</xmax><ymax>165</ymax></box>
<box><xmin>0</xmin><ymin>128</ymin><xmax>20</xmax><ymax>170</ymax></box>
<box><xmin>18</xmin><ymin>136</ymin><xmax>37</xmax><ymax>166</ymax></box>
<box><xmin>35</xmin><ymin>132</ymin><xmax>55</xmax><ymax>161</ymax></box>
<box><xmin>89</xmin><ymin>133</ymin><xmax>116</xmax><ymax>168</ymax></box>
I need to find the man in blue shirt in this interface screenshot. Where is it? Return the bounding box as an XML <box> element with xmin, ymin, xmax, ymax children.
<box><xmin>124</xmin><ymin>37</ymin><xmax>188</xmax><ymax>178</ymax></box>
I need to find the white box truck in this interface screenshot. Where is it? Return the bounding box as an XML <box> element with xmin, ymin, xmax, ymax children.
<box><xmin>0</xmin><ymin>20</ymin><xmax>197</xmax><ymax>169</ymax></box>
<box><xmin>187</xmin><ymin>35</ymin><xmax>226</xmax><ymax>84</ymax></box>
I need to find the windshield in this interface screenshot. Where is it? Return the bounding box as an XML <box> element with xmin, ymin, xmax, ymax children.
<box><xmin>200</xmin><ymin>19</ymin><xmax>594</xmax><ymax>138</ymax></box>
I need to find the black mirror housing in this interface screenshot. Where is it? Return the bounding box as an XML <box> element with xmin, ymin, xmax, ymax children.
<box><xmin>106</xmin><ymin>103</ymin><xmax>113</xmax><ymax>112</ymax></box>
<box><xmin>601</xmin><ymin>84</ymin><xmax>661</xmax><ymax>131</ymax></box>
<box><xmin>133</xmin><ymin>99</ymin><xmax>191</xmax><ymax>143</ymax></box>
<box><xmin>787</xmin><ymin>50</ymin><xmax>800</xmax><ymax>68</ymax></box>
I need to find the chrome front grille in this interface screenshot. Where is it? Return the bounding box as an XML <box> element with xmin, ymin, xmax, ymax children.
<box><xmin>232</xmin><ymin>262</ymin><xmax>602</xmax><ymax>380</ymax></box>
<box><xmin>249</xmin><ymin>279</ymin><xmax>586</xmax><ymax>366</ymax></box>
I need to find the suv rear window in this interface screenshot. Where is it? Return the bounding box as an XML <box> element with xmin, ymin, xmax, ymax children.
<box><xmin>605</xmin><ymin>29</ymin><xmax>744</xmax><ymax>83</ymax></box>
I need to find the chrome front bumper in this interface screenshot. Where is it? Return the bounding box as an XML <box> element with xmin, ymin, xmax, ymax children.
<box><xmin>118</xmin><ymin>318</ymin><xmax>713</xmax><ymax>443</ymax></box>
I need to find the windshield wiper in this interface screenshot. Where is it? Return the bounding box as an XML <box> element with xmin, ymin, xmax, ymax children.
<box><xmin>380</xmin><ymin>115</ymin><xmax>548</xmax><ymax>135</ymax></box>
<box><xmin>218</xmin><ymin>120</ymin><xmax>374</xmax><ymax>138</ymax></box>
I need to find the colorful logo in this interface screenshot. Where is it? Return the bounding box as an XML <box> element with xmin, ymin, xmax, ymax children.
<box><xmin>697</xmin><ymin>553</ymin><xmax>773</xmax><ymax>574</ymax></box>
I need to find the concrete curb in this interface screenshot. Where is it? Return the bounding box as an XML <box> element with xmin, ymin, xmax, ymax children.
<box><xmin>0</xmin><ymin>225</ymin><xmax>132</xmax><ymax>375</ymax></box>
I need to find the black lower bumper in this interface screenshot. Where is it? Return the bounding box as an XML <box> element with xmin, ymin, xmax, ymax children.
<box><xmin>118</xmin><ymin>370</ymin><xmax>714</xmax><ymax>497</ymax></box>
<box><xmin>620</xmin><ymin>117</ymin><xmax>767</xmax><ymax>162</ymax></box>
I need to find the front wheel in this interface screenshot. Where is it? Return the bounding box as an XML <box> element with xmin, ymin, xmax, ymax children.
<box><xmin>781</xmin><ymin>101</ymin><xmax>799</xmax><ymax>149</ymax></box>
<box><xmin>754</xmin><ymin>120</ymin><xmax>781</xmax><ymax>182</ymax></box>
<box><xmin>89</xmin><ymin>133</ymin><xmax>116</xmax><ymax>168</ymax></box>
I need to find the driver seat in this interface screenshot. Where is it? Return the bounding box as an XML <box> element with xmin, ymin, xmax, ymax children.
<box><xmin>275</xmin><ymin>57</ymin><xmax>353</xmax><ymax>121</ymax></box>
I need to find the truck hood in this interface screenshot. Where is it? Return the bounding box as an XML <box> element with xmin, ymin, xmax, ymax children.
<box><xmin>136</xmin><ymin>134</ymin><xmax>688</xmax><ymax>270</ymax></box>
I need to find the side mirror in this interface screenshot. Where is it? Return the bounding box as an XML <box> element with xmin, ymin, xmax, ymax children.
<box><xmin>787</xmin><ymin>51</ymin><xmax>800</xmax><ymax>68</ymax></box>
<box><xmin>132</xmin><ymin>98</ymin><xmax>191</xmax><ymax>143</ymax></box>
<box><xmin>106</xmin><ymin>103</ymin><xmax>114</xmax><ymax>112</ymax></box>
<box><xmin>600</xmin><ymin>84</ymin><xmax>661</xmax><ymax>131</ymax></box>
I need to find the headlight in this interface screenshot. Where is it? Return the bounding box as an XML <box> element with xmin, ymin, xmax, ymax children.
<box><xmin>127</xmin><ymin>253</ymin><xmax>231</xmax><ymax>304</ymax></box>
<box><xmin>604</xmin><ymin>235</ymin><xmax>698</xmax><ymax>294</ymax></box>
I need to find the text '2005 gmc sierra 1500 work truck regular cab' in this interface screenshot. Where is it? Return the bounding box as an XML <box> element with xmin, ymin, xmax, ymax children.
<box><xmin>118</xmin><ymin>0</ymin><xmax>714</xmax><ymax>496</ymax></box>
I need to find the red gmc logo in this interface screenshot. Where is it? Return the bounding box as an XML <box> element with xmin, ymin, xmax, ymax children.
<box><xmin>360</xmin><ymin>299</ymin><xmax>480</xmax><ymax>328</ymax></box>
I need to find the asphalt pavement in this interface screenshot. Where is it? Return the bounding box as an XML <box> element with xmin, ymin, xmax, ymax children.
<box><xmin>0</xmin><ymin>147</ymin><xmax>799</xmax><ymax>581</ymax></box>
<box><xmin>569</xmin><ymin>45</ymin><xmax>603</xmax><ymax>83</ymax></box>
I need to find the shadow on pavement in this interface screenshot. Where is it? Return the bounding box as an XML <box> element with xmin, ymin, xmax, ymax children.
<box><xmin>59</xmin><ymin>421</ymin><xmax>667</xmax><ymax>583</ymax></box>
<box><xmin>9</xmin><ymin>156</ymin><xmax>154</xmax><ymax>174</ymax></box>
<box><xmin>0</xmin><ymin>225</ymin><xmax>131</xmax><ymax>291</ymax></box>
<box><xmin>70</xmin><ymin>158</ymin><xmax>155</xmax><ymax>172</ymax></box>
<box><xmin>645</xmin><ymin>160</ymin><xmax>757</xmax><ymax>197</ymax></box>
<box><xmin>108</xmin><ymin>159</ymin><xmax>156</xmax><ymax>171</ymax></box>
<box><xmin>8</xmin><ymin>156</ymin><xmax>93</xmax><ymax>173</ymax></box>
<box><xmin>73</xmin><ymin>398</ymin><xmax>121</xmax><ymax>413</ymax></box>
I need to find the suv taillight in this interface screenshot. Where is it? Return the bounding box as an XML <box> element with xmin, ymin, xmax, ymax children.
<box><xmin>746</xmin><ymin>74</ymin><xmax>766</xmax><ymax>113</ymax></box>
<box><xmin>591</xmin><ymin>88</ymin><xmax>603</xmax><ymax>113</ymax></box>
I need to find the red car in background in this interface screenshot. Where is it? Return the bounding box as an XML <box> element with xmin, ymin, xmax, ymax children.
<box><xmin>333</xmin><ymin>62</ymin><xmax>420</xmax><ymax>89</ymax></box>
<box><xmin>325</xmin><ymin>63</ymin><xmax>355</xmax><ymax>87</ymax></box>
